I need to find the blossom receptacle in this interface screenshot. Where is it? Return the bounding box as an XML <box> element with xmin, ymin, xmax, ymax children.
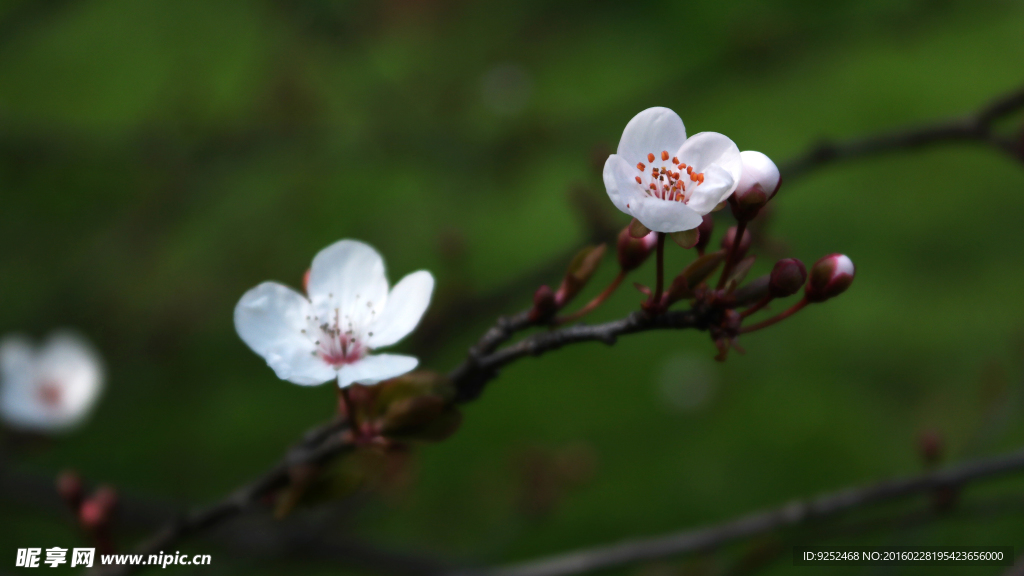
<box><xmin>730</xmin><ymin>151</ymin><xmax>780</xmax><ymax>222</ymax></box>
<box><xmin>234</xmin><ymin>239</ymin><xmax>435</xmax><ymax>389</ymax></box>
<box><xmin>768</xmin><ymin>258</ymin><xmax>807</xmax><ymax>298</ymax></box>
<box><xmin>603</xmin><ymin>107</ymin><xmax>742</xmax><ymax>233</ymax></box>
<box><xmin>0</xmin><ymin>332</ymin><xmax>104</xmax><ymax>433</ymax></box>
<box><xmin>617</xmin><ymin>227</ymin><xmax>658</xmax><ymax>272</ymax></box>
<box><xmin>805</xmin><ymin>254</ymin><xmax>855</xmax><ymax>303</ymax></box>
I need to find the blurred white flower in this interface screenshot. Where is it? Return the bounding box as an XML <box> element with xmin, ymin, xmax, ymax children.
<box><xmin>235</xmin><ymin>239</ymin><xmax>434</xmax><ymax>389</ymax></box>
<box><xmin>0</xmin><ymin>332</ymin><xmax>104</xmax><ymax>432</ymax></box>
<box><xmin>603</xmin><ymin>107</ymin><xmax>742</xmax><ymax>232</ymax></box>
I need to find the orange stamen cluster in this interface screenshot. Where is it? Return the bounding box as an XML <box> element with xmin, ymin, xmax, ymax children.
<box><xmin>633</xmin><ymin>150</ymin><xmax>705</xmax><ymax>203</ymax></box>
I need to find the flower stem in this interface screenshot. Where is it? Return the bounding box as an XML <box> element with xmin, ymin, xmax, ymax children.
<box><xmin>740</xmin><ymin>294</ymin><xmax>773</xmax><ymax>318</ymax></box>
<box><xmin>339</xmin><ymin>386</ymin><xmax>359</xmax><ymax>437</ymax></box>
<box><xmin>651</xmin><ymin>232</ymin><xmax>666</xmax><ymax>309</ymax></box>
<box><xmin>739</xmin><ymin>297</ymin><xmax>807</xmax><ymax>334</ymax></box>
<box><xmin>716</xmin><ymin>220</ymin><xmax>747</xmax><ymax>290</ymax></box>
<box><xmin>556</xmin><ymin>270</ymin><xmax>626</xmax><ymax>324</ymax></box>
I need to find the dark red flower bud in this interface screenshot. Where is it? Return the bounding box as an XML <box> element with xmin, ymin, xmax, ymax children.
<box><xmin>805</xmin><ymin>254</ymin><xmax>855</xmax><ymax>303</ymax></box>
<box><xmin>528</xmin><ymin>285</ymin><xmax>558</xmax><ymax>322</ymax></box>
<box><xmin>616</xmin><ymin>227</ymin><xmax>657</xmax><ymax>272</ymax></box>
<box><xmin>56</xmin><ymin>470</ymin><xmax>83</xmax><ymax>510</ymax></box>
<box><xmin>79</xmin><ymin>486</ymin><xmax>116</xmax><ymax>531</ymax></box>
<box><xmin>79</xmin><ymin>500</ymin><xmax>106</xmax><ymax>529</ymax></box>
<box><xmin>720</xmin><ymin>226</ymin><xmax>752</xmax><ymax>260</ymax></box>
<box><xmin>768</xmin><ymin>258</ymin><xmax>806</xmax><ymax>298</ymax></box>
<box><xmin>694</xmin><ymin>214</ymin><xmax>714</xmax><ymax>252</ymax></box>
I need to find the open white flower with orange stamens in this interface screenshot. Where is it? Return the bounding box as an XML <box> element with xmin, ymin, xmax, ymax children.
<box><xmin>0</xmin><ymin>332</ymin><xmax>104</xmax><ymax>433</ymax></box>
<box><xmin>234</xmin><ymin>239</ymin><xmax>434</xmax><ymax>389</ymax></box>
<box><xmin>603</xmin><ymin>107</ymin><xmax>742</xmax><ymax>233</ymax></box>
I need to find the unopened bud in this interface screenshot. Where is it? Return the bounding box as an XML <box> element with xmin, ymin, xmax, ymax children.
<box><xmin>79</xmin><ymin>500</ymin><xmax>106</xmax><ymax>529</ymax></box>
<box><xmin>56</xmin><ymin>470</ymin><xmax>83</xmax><ymax>510</ymax></box>
<box><xmin>79</xmin><ymin>486</ymin><xmax>116</xmax><ymax>530</ymax></box>
<box><xmin>616</xmin><ymin>227</ymin><xmax>657</xmax><ymax>272</ymax></box>
<box><xmin>721</xmin><ymin>226</ymin><xmax>752</xmax><ymax>259</ymax></box>
<box><xmin>303</xmin><ymin>268</ymin><xmax>311</xmax><ymax>293</ymax></box>
<box><xmin>694</xmin><ymin>215</ymin><xmax>714</xmax><ymax>252</ymax></box>
<box><xmin>805</xmin><ymin>254</ymin><xmax>855</xmax><ymax>303</ymax></box>
<box><xmin>529</xmin><ymin>285</ymin><xmax>558</xmax><ymax>322</ymax></box>
<box><xmin>769</xmin><ymin>258</ymin><xmax>806</xmax><ymax>298</ymax></box>
<box><xmin>731</xmin><ymin>151</ymin><xmax>780</xmax><ymax>222</ymax></box>
<box><xmin>555</xmin><ymin>244</ymin><xmax>606</xmax><ymax>306</ymax></box>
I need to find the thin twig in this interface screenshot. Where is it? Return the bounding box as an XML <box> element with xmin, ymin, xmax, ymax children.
<box><xmin>780</xmin><ymin>84</ymin><xmax>1024</xmax><ymax>181</ymax></box>
<box><xmin>450</xmin><ymin>308</ymin><xmax>705</xmax><ymax>403</ymax></box>
<box><xmin>472</xmin><ymin>448</ymin><xmax>1024</xmax><ymax>576</ymax></box>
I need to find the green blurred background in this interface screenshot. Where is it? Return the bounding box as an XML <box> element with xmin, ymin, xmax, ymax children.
<box><xmin>2</xmin><ymin>0</ymin><xmax>1024</xmax><ymax>574</ymax></box>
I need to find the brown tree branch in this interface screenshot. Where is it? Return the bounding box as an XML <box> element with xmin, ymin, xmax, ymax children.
<box><xmin>81</xmin><ymin>83</ymin><xmax>1024</xmax><ymax>574</ymax></box>
<box><xmin>0</xmin><ymin>457</ymin><xmax>448</xmax><ymax>576</ymax></box>
<box><xmin>471</xmin><ymin>448</ymin><xmax>1024</xmax><ymax>576</ymax></box>
<box><xmin>450</xmin><ymin>309</ymin><xmax>703</xmax><ymax>402</ymax></box>
<box><xmin>90</xmin><ymin>305</ymin><xmax>711</xmax><ymax>575</ymax></box>
<box><xmin>88</xmin><ymin>419</ymin><xmax>354</xmax><ymax>575</ymax></box>
<box><xmin>780</xmin><ymin>84</ymin><xmax>1024</xmax><ymax>181</ymax></box>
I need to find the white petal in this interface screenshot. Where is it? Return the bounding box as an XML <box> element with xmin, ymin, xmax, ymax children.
<box><xmin>307</xmin><ymin>240</ymin><xmax>390</xmax><ymax>330</ymax></box>
<box><xmin>738</xmin><ymin>150</ymin><xmax>781</xmax><ymax>199</ymax></box>
<box><xmin>0</xmin><ymin>335</ymin><xmax>43</xmax><ymax>430</ymax></box>
<box><xmin>676</xmin><ymin>132</ymin><xmax>742</xmax><ymax>187</ymax></box>
<box><xmin>603</xmin><ymin>154</ymin><xmax>647</xmax><ymax>217</ymax></box>
<box><xmin>632</xmin><ymin>194</ymin><xmax>704</xmax><ymax>233</ymax></box>
<box><xmin>234</xmin><ymin>282</ymin><xmax>336</xmax><ymax>386</ymax></box>
<box><xmin>0</xmin><ymin>335</ymin><xmax>33</xmax><ymax>383</ymax></box>
<box><xmin>683</xmin><ymin>164</ymin><xmax>736</xmax><ymax>214</ymax></box>
<box><xmin>616</xmin><ymin>107</ymin><xmax>687</xmax><ymax>165</ymax></box>
<box><xmin>35</xmin><ymin>332</ymin><xmax>103</xmax><ymax>428</ymax></box>
<box><xmin>366</xmin><ymin>270</ymin><xmax>434</xmax><ymax>348</ymax></box>
<box><xmin>834</xmin><ymin>254</ymin><xmax>855</xmax><ymax>276</ymax></box>
<box><xmin>337</xmin><ymin>354</ymin><xmax>418</xmax><ymax>388</ymax></box>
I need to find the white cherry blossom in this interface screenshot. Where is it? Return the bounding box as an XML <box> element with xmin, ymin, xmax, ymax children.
<box><xmin>603</xmin><ymin>107</ymin><xmax>742</xmax><ymax>232</ymax></box>
<box><xmin>0</xmin><ymin>332</ymin><xmax>104</xmax><ymax>432</ymax></box>
<box><xmin>234</xmin><ymin>239</ymin><xmax>434</xmax><ymax>389</ymax></box>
